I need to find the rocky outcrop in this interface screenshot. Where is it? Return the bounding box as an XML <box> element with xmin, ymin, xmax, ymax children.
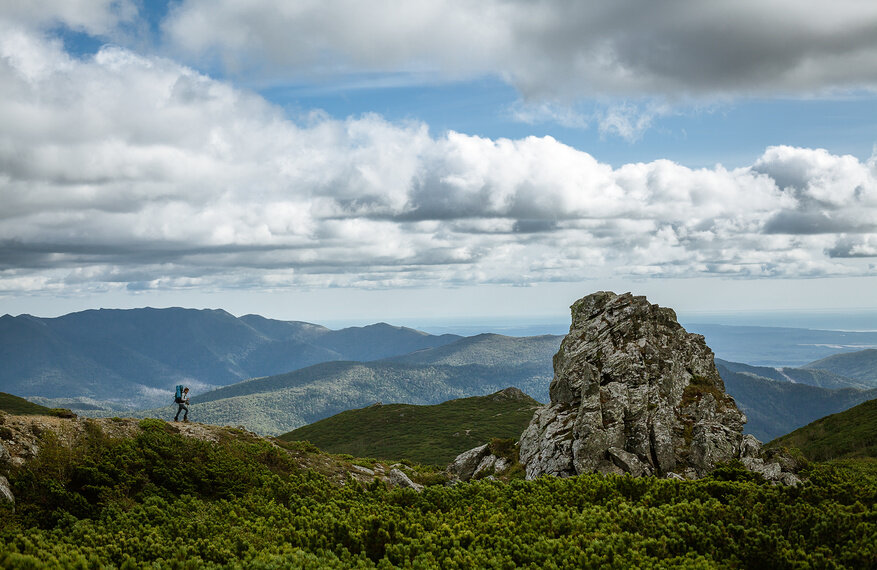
<box><xmin>447</xmin><ymin>444</ymin><xmax>491</xmax><ymax>481</ymax></box>
<box><xmin>518</xmin><ymin>291</ymin><xmax>797</xmax><ymax>483</ymax></box>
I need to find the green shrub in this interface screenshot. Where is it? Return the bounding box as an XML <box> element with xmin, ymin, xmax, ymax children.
<box><xmin>2</xmin><ymin>421</ymin><xmax>875</xmax><ymax>568</ymax></box>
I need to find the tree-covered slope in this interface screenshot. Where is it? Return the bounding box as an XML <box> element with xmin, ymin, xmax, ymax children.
<box><xmin>281</xmin><ymin>388</ymin><xmax>540</xmax><ymax>465</ymax></box>
<box><xmin>0</xmin><ymin>308</ymin><xmax>461</xmax><ymax>408</ymax></box>
<box><xmin>1</xmin><ymin>415</ymin><xmax>875</xmax><ymax>568</ymax></box>
<box><xmin>717</xmin><ymin>362</ymin><xmax>877</xmax><ymax>441</ymax></box>
<box><xmin>803</xmin><ymin>349</ymin><xmax>877</xmax><ymax>387</ymax></box>
<box><xmin>768</xmin><ymin>399</ymin><xmax>877</xmax><ymax>461</ymax></box>
<box><xmin>176</xmin><ymin>360</ymin><xmax>551</xmax><ymax>435</ymax></box>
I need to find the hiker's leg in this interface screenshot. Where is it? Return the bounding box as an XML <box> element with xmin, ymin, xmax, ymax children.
<box><xmin>182</xmin><ymin>404</ymin><xmax>189</xmax><ymax>421</ymax></box>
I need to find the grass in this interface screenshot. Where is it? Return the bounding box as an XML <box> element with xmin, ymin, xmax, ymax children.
<box><xmin>0</xmin><ymin>392</ymin><xmax>75</xmax><ymax>418</ymax></box>
<box><xmin>280</xmin><ymin>390</ymin><xmax>540</xmax><ymax>466</ymax></box>
<box><xmin>768</xmin><ymin>398</ymin><xmax>877</xmax><ymax>461</ymax></box>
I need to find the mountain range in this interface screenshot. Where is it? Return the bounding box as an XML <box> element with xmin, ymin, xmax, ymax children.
<box><xmin>3</xmin><ymin>306</ymin><xmax>876</xmax><ymax>442</ymax></box>
<box><xmin>715</xmin><ymin>360</ymin><xmax>877</xmax><ymax>441</ymax></box>
<box><xmin>92</xmin><ymin>338</ymin><xmax>873</xmax><ymax>440</ymax></box>
<box><xmin>124</xmin><ymin>333</ymin><xmax>561</xmax><ymax>434</ymax></box>
<box><xmin>0</xmin><ymin>308</ymin><xmax>460</xmax><ymax>408</ymax></box>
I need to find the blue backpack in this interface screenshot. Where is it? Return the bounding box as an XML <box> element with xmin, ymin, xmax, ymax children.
<box><xmin>174</xmin><ymin>385</ymin><xmax>184</xmax><ymax>403</ymax></box>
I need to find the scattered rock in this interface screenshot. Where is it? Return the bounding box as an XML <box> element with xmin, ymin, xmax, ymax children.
<box><xmin>494</xmin><ymin>457</ymin><xmax>511</xmax><ymax>474</ymax></box>
<box><xmin>0</xmin><ymin>442</ymin><xmax>10</xmax><ymax>465</ymax></box>
<box><xmin>447</xmin><ymin>443</ymin><xmax>491</xmax><ymax>481</ymax></box>
<box><xmin>764</xmin><ymin>448</ymin><xmax>800</xmax><ymax>472</ymax></box>
<box><xmin>740</xmin><ymin>434</ymin><xmax>761</xmax><ymax>458</ymax></box>
<box><xmin>607</xmin><ymin>447</ymin><xmax>653</xmax><ymax>477</ymax></box>
<box><xmin>0</xmin><ymin>475</ymin><xmax>13</xmax><ymax>509</ymax></box>
<box><xmin>388</xmin><ymin>468</ymin><xmax>423</xmax><ymax>492</ymax></box>
<box><xmin>473</xmin><ymin>454</ymin><xmax>498</xmax><ymax>478</ymax></box>
<box><xmin>352</xmin><ymin>464</ymin><xmax>375</xmax><ymax>476</ymax></box>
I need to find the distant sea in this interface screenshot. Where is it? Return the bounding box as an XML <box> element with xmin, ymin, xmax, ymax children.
<box><xmin>400</xmin><ymin>309</ymin><xmax>877</xmax><ymax>337</ymax></box>
<box><xmin>396</xmin><ymin>310</ymin><xmax>877</xmax><ymax>367</ymax></box>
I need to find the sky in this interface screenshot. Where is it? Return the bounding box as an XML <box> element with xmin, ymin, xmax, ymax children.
<box><xmin>1</xmin><ymin>0</ymin><xmax>876</xmax><ymax>327</ymax></box>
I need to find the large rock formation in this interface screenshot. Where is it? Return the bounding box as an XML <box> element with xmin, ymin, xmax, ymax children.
<box><xmin>519</xmin><ymin>291</ymin><xmax>778</xmax><ymax>480</ymax></box>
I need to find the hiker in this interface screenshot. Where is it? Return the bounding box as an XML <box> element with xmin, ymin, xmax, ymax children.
<box><xmin>174</xmin><ymin>386</ymin><xmax>190</xmax><ymax>422</ymax></box>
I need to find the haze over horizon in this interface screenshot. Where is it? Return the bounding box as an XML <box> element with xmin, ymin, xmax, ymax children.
<box><xmin>2</xmin><ymin>1</ymin><xmax>876</xmax><ymax>322</ymax></box>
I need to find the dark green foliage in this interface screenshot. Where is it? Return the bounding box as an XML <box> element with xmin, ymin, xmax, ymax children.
<box><xmin>769</xmin><ymin>398</ymin><xmax>877</xmax><ymax>461</ymax></box>
<box><xmin>2</xmin><ymin>420</ymin><xmax>876</xmax><ymax>568</ymax></box>
<box><xmin>0</xmin><ymin>392</ymin><xmax>74</xmax><ymax>418</ymax></box>
<box><xmin>280</xmin><ymin>391</ymin><xmax>539</xmax><ymax>466</ymax></box>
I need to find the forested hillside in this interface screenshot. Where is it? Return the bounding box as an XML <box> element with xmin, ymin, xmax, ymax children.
<box><xmin>716</xmin><ymin>358</ymin><xmax>870</xmax><ymax>390</ymax></box>
<box><xmin>803</xmin><ymin>349</ymin><xmax>877</xmax><ymax>387</ymax></box>
<box><xmin>716</xmin><ymin>362</ymin><xmax>877</xmax><ymax>441</ymax></box>
<box><xmin>171</xmin><ymin>360</ymin><xmax>552</xmax><ymax>435</ymax></box>
<box><xmin>0</xmin><ymin>309</ymin><xmax>459</xmax><ymax>408</ymax></box>
<box><xmin>384</xmin><ymin>333</ymin><xmax>561</xmax><ymax>367</ymax></box>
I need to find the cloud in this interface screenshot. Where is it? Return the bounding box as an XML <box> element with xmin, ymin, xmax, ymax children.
<box><xmin>1</xmin><ymin>29</ymin><xmax>876</xmax><ymax>297</ymax></box>
<box><xmin>162</xmin><ymin>0</ymin><xmax>877</xmax><ymax>99</ymax></box>
<box><xmin>0</xmin><ymin>0</ymin><xmax>139</xmax><ymax>43</ymax></box>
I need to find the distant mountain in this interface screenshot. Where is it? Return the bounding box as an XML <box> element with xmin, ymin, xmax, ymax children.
<box><xmin>803</xmin><ymin>349</ymin><xmax>877</xmax><ymax>387</ymax></box>
<box><xmin>385</xmin><ymin>333</ymin><xmax>562</xmax><ymax>367</ymax></box>
<box><xmin>147</xmin><ymin>332</ymin><xmax>558</xmax><ymax>435</ymax></box>
<box><xmin>124</xmin><ymin>333</ymin><xmax>872</xmax><ymax>439</ymax></box>
<box><xmin>170</xmin><ymin>354</ymin><xmax>552</xmax><ymax>434</ymax></box>
<box><xmin>716</xmin><ymin>358</ymin><xmax>870</xmax><ymax>390</ymax></box>
<box><xmin>685</xmin><ymin>324</ymin><xmax>877</xmax><ymax>367</ymax></box>
<box><xmin>768</xmin><ymin>399</ymin><xmax>877</xmax><ymax>461</ymax></box>
<box><xmin>0</xmin><ymin>308</ymin><xmax>461</xmax><ymax>408</ymax></box>
<box><xmin>716</xmin><ymin>361</ymin><xmax>877</xmax><ymax>441</ymax></box>
<box><xmin>280</xmin><ymin>387</ymin><xmax>540</xmax><ymax>465</ymax></box>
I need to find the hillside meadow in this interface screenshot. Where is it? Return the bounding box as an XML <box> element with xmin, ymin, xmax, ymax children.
<box><xmin>1</xmin><ymin>416</ymin><xmax>875</xmax><ymax>568</ymax></box>
<box><xmin>280</xmin><ymin>389</ymin><xmax>540</xmax><ymax>466</ymax></box>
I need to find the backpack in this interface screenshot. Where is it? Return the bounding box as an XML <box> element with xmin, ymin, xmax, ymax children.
<box><xmin>174</xmin><ymin>385</ymin><xmax>184</xmax><ymax>404</ymax></box>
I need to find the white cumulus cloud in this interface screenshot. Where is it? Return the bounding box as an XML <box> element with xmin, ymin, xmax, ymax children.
<box><xmin>1</xmin><ymin>28</ymin><xmax>876</xmax><ymax>297</ymax></box>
